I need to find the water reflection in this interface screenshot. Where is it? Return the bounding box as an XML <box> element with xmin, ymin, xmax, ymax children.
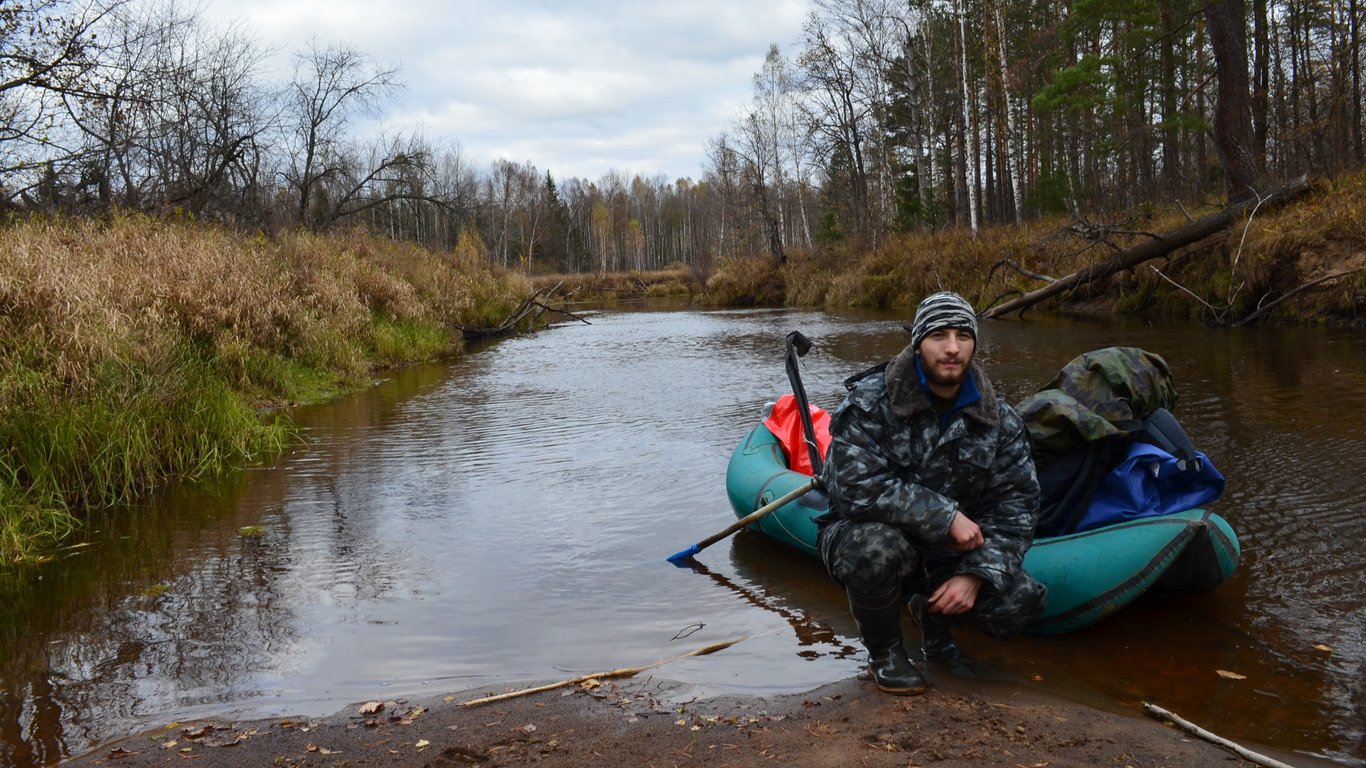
<box><xmin>0</xmin><ymin>307</ymin><xmax>1362</xmax><ymax>767</ymax></box>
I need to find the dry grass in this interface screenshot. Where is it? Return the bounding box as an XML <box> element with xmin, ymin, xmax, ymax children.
<box><xmin>704</xmin><ymin>257</ymin><xmax>787</xmax><ymax>306</ymax></box>
<box><xmin>531</xmin><ymin>264</ymin><xmax>703</xmax><ymax>301</ymax></box>
<box><xmin>0</xmin><ymin>215</ymin><xmax>531</xmax><ymax>564</ymax></box>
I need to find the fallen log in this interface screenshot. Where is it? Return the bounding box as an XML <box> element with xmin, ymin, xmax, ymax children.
<box><xmin>457</xmin><ymin>281</ymin><xmax>590</xmax><ymax>340</ymax></box>
<box><xmin>981</xmin><ymin>174</ymin><xmax>1315</xmax><ymax>319</ymax></box>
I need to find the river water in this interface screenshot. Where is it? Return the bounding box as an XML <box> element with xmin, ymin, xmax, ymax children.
<box><xmin>1</xmin><ymin>307</ymin><xmax>1363</xmax><ymax>766</ymax></box>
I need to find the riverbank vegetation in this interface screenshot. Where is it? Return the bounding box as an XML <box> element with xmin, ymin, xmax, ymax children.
<box><xmin>0</xmin><ymin>216</ymin><xmax>529</xmax><ymax>565</ymax></box>
<box><xmin>708</xmin><ymin>168</ymin><xmax>1365</xmax><ymax>323</ymax></box>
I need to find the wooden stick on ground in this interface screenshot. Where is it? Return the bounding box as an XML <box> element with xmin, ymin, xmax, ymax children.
<box><xmin>461</xmin><ymin>638</ymin><xmax>745</xmax><ymax>707</ymax></box>
<box><xmin>1142</xmin><ymin>702</ymin><xmax>1299</xmax><ymax>768</ymax></box>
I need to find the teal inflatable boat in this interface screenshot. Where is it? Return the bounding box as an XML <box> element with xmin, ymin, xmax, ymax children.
<box><xmin>726</xmin><ymin>423</ymin><xmax>1241</xmax><ymax>634</ymax></box>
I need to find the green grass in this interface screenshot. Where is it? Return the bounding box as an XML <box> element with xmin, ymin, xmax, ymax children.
<box><xmin>367</xmin><ymin>316</ymin><xmax>456</xmax><ymax>364</ymax></box>
<box><xmin>0</xmin><ymin>346</ymin><xmax>291</xmax><ymax>563</ymax></box>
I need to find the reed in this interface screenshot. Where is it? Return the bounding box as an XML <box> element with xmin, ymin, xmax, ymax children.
<box><xmin>0</xmin><ymin>215</ymin><xmax>530</xmax><ymax>564</ymax></box>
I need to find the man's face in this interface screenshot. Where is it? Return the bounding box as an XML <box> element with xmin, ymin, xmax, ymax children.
<box><xmin>917</xmin><ymin>327</ymin><xmax>975</xmax><ymax>391</ymax></box>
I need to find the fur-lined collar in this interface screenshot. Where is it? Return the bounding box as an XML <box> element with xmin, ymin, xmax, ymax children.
<box><xmin>884</xmin><ymin>345</ymin><xmax>1000</xmax><ymax>427</ymax></box>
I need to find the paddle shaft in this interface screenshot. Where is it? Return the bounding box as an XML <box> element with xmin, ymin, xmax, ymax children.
<box><xmin>784</xmin><ymin>331</ymin><xmax>824</xmax><ymax>475</ymax></box>
<box><xmin>693</xmin><ymin>477</ymin><xmax>820</xmax><ymax>551</ymax></box>
<box><xmin>670</xmin><ymin>330</ymin><xmax>824</xmax><ymax>565</ymax></box>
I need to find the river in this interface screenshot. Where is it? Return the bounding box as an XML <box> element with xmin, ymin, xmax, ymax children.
<box><xmin>1</xmin><ymin>306</ymin><xmax>1362</xmax><ymax>766</ymax></box>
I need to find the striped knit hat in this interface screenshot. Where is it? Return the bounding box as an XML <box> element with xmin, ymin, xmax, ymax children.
<box><xmin>909</xmin><ymin>291</ymin><xmax>978</xmax><ymax>351</ymax></box>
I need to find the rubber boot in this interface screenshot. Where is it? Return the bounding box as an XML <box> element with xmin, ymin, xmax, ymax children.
<box><xmin>908</xmin><ymin>594</ymin><xmax>974</xmax><ymax>676</ymax></box>
<box><xmin>847</xmin><ymin>587</ymin><xmax>929</xmax><ymax>695</ymax></box>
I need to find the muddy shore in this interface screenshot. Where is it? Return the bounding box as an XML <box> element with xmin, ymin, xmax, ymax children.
<box><xmin>62</xmin><ymin>670</ymin><xmax>1333</xmax><ymax>768</ymax></box>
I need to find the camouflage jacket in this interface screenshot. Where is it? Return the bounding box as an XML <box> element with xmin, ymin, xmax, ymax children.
<box><xmin>821</xmin><ymin>346</ymin><xmax>1041</xmax><ymax>593</ymax></box>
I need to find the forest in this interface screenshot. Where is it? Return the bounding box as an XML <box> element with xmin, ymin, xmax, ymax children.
<box><xmin>2</xmin><ymin>0</ymin><xmax>1362</xmax><ymax>277</ymax></box>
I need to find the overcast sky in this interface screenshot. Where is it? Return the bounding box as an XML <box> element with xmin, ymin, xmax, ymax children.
<box><xmin>197</xmin><ymin>0</ymin><xmax>812</xmax><ymax>183</ymax></box>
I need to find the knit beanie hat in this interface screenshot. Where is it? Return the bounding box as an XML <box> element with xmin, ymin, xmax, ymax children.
<box><xmin>909</xmin><ymin>291</ymin><xmax>978</xmax><ymax>350</ymax></box>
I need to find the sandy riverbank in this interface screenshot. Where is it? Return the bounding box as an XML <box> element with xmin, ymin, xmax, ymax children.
<box><xmin>63</xmin><ymin>670</ymin><xmax>1335</xmax><ymax>768</ymax></box>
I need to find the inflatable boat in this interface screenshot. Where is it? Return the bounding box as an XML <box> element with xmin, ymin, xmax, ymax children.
<box><xmin>725</xmin><ymin>422</ymin><xmax>1241</xmax><ymax>634</ymax></box>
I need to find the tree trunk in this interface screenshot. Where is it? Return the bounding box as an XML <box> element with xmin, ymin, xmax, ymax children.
<box><xmin>1205</xmin><ymin>0</ymin><xmax>1264</xmax><ymax>202</ymax></box>
<box><xmin>956</xmin><ymin>0</ymin><xmax>979</xmax><ymax>234</ymax></box>
<box><xmin>1352</xmin><ymin>0</ymin><xmax>1363</xmax><ymax>161</ymax></box>
<box><xmin>1252</xmin><ymin>0</ymin><xmax>1270</xmax><ymax>161</ymax></box>
<box><xmin>995</xmin><ymin>2</ymin><xmax>1024</xmax><ymax>223</ymax></box>
<box><xmin>1161</xmin><ymin>0</ymin><xmax>1182</xmax><ymax>192</ymax></box>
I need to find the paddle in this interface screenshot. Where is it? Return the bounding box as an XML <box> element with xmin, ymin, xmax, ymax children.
<box><xmin>666</xmin><ymin>330</ymin><xmax>826</xmax><ymax>566</ymax></box>
<box><xmin>666</xmin><ymin>477</ymin><xmax>821</xmax><ymax>565</ymax></box>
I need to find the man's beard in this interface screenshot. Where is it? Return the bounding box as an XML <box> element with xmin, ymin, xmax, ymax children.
<box><xmin>925</xmin><ymin>359</ymin><xmax>969</xmax><ymax>388</ymax></box>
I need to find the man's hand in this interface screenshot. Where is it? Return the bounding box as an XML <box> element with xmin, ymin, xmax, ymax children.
<box><xmin>928</xmin><ymin>574</ymin><xmax>982</xmax><ymax>615</ymax></box>
<box><xmin>946</xmin><ymin>510</ymin><xmax>983</xmax><ymax>551</ymax></box>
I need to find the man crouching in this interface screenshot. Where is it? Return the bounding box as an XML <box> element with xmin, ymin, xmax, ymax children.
<box><xmin>818</xmin><ymin>291</ymin><xmax>1046</xmax><ymax>694</ymax></box>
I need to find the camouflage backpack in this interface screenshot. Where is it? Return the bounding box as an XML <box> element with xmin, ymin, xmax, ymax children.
<box><xmin>1016</xmin><ymin>347</ymin><xmax>1195</xmax><ymax>536</ymax></box>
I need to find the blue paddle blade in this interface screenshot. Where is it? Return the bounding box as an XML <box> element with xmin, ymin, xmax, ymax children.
<box><xmin>666</xmin><ymin>544</ymin><xmax>701</xmax><ymax>565</ymax></box>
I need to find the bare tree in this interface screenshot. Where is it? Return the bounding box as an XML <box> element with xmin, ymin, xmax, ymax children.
<box><xmin>284</xmin><ymin>40</ymin><xmax>400</xmax><ymax>228</ymax></box>
<box><xmin>321</xmin><ymin>132</ymin><xmax>448</xmax><ymax>228</ymax></box>
<box><xmin>732</xmin><ymin>44</ymin><xmax>796</xmax><ymax>264</ymax></box>
<box><xmin>0</xmin><ymin>0</ymin><xmax>125</xmax><ymax>199</ymax></box>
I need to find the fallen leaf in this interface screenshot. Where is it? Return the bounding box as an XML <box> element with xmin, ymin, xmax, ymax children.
<box><xmin>518</xmin><ymin>724</ymin><xmax>537</xmax><ymax>733</ymax></box>
<box><xmin>416</xmin><ymin>739</ymin><xmax>430</xmax><ymax>749</ymax></box>
<box><xmin>1030</xmin><ymin>675</ymin><xmax>1044</xmax><ymax>682</ymax></box>
<box><xmin>359</xmin><ymin>701</ymin><xmax>384</xmax><ymax>715</ymax></box>
<box><xmin>1313</xmin><ymin>644</ymin><xmax>1333</xmax><ymax>653</ymax></box>
<box><xmin>306</xmin><ymin>744</ymin><xmax>319</xmax><ymax>753</ymax></box>
<box><xmin>238</xmin><ymin>525</ymin><xmax>264</xmax><ymax>537</ymax></box>
<box><xmin>1216</xmin><ymin>669</ymin><xmax>1247</xmax><ymax>680</ymax></box>
<box><xmin>318</xmin><ymin>746</ymin><xmax>339</xmax><ymax>755</ymax></box>
<box><xmin>107</xmin><ymin>747</ymin><xmax>138</xmax><ymax>759</ymax></box>
<box><xmin>161</xmin><ymin>740</ymin><xmax>178</xmax><ymax>750</ymax></box>
<box><xmin>580</xmin><ymin>678</ymin><xmax>603</xmax><ymax>690</ymax></box>
<box><xmin>444</xmin><ymin>695</ymin><xmax>455</xmax><ymax>703</ymax></box>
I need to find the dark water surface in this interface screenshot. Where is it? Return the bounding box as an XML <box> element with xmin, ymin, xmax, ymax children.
<box><xmin>2</xmin><ymin>307</ymin><xmax>1363</xmax><ymax>766</ymax></box>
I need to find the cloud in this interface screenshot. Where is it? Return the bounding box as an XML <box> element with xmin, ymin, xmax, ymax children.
<box><xmin>197</xmin><ymin>0</ymin><xmax>810</xmax><ymax>181</ymax></box>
